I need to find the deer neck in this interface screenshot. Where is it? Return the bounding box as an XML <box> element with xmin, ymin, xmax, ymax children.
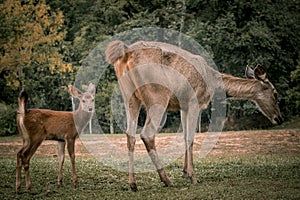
<box><xmin>221</xmin><ymin>73</ymin><xmax>262</xmax><ymax>100</ymax></box>
<box><xmin>73</xmin><ymin>106</ymin><xmax>93</xmax><ymax>134</ymax></box>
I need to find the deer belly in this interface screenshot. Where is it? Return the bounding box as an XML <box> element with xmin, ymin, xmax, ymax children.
<box><xmin>45</xmin><ymin>134</ymin><xmax>65</xmax><ymax>141</ymax></box>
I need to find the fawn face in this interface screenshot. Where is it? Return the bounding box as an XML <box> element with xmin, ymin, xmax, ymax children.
<box><xmin>69</xmin><ymin>83</ymin><xmax>95</xmax><ymax>113</ymax></box>
<box><xmin>81</xmin><ymin>93</ymin><xmax>95</xmax><ymax>113</ymax></box>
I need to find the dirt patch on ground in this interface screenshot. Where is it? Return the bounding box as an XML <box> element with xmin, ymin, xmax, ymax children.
<box><xmin>204</xmin><ymin>129</ymin><xmax>300</xmax><ymax>156</ymax></box>
<box><xmin>1</xmin><ymin>129</ymin><xmax>299</xmax><ymax>158</ymax></box>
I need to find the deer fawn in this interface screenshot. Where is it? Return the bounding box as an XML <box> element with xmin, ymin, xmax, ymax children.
<box><xmin>16</xmin><ymin>83</ymin><xmax>95</xmax><ymax>193</ymax></box>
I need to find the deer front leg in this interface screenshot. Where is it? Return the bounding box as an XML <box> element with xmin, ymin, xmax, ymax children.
<box><xmin>181</xmin><ymin>110</ymin><xmax>189</xmax><ymax>179</ymax></box>
<box><xmin>181</xmin><ymin>106</ymin><xmax>198</xmax><ymax>184</ymax></box>
<box><xmin>67</xmin><ymin>139</ymin><xmax>78</xmax><ymax>187</ymax></box>
<box><xmin>185</xmin><ymin>140</ymin><xmax>196</xmax><ymax>184</ymax></box>
<box><xmin>57</xmin><ymin>141</ymin><xmax>66</xmax><ymax>187</ymax></box>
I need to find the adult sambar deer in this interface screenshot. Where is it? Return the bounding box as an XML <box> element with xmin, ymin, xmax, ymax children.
<box><xmin>16</xmin><ymin>83</ymin><xmax>95</xmax><ymax>193</ymax></box>
<box><xmin>105</xmin><ymin>40</ymin><xmax>283</xmax><ymax>191</ymax></box>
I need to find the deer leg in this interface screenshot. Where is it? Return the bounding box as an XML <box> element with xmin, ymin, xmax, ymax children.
<box><xmin>20</xmin><ymin>140</ymin><xmax>43</xmax><ymax>193</ymax></box>
<box><xmin>16</xmin><ymin>145</ymin><xmax>27</xmax><ymax>193</ymax></box>
<box><xmin>180</xmin><ymin>110</ymin><xmax>189</xmax><ymax>179</ymax></box>
<box><xmin>185</xmin><ymin>138</ymin><xmax>196</xmax><ymax>184</ymax></box>
<box><xmin>182</xmin><ymin>104</ymin><xmax>199</xmax><ymax>184</ymax></box>
<box><xmin>124</xmin><ymin>97</ymin><xmax>140</xmax><ymax>192</ymax></box>
<box><xmin>57</xmin><ymin>141</ymin><xmax>66</xmax><ymax>187</ymax></box>
<box><xmin>16</xmin><ymin>153</ymin><xmax>21</xmax><ymax>193</ymax></box>
<box><xmin>126</xmin><ymin>118</ymin><xmax>138</xmax><ymax>191</ymax></box>
<box><xmin>141</xmin><ymin>104</ymin><xmax>173</xmax><ymax>187</ymax></box>
<box><xmin>126</xmin><ymin>132</ymin><xmax>137</xmax><ymax>191</ymax></box>
<box><xmin>67</xmin><ymin>139</ymin><xmax>77</xmax><ymax>187</ymax></box>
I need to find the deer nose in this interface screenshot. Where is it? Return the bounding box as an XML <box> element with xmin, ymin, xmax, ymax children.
<box><xmin>274</xmin><ymin>116</ymin><xmax>283</xmax><ymax>125</ymax></box>
<box><xmin>88</xmin><ymin>107</ymin><xmax>93</xmax><ymax>112</ymax></box>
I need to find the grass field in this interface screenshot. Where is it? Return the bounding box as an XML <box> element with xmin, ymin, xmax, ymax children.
<box><xmin>0</xmin><ymin>128</ymin><xmax>299</xmax><ymax>199</ymax></box>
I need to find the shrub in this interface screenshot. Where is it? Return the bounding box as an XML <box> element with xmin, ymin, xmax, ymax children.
<box><xmin>0</xmin><ymin>102</ymin><xmax>17</xmax><ymax>136</ymax></box>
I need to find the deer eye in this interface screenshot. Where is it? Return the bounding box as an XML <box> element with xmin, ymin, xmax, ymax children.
<box><xmin>82</xmin><ymin>100</ymin><xmax>86</xmax><ymax>103</ymax></box>
<box><xmin>274</xmin><ymin>93</ymin><xmax>280</xmax><ymax>104</ymax></box>
<box><xmin>274</xmin><ymin>93</ymin><xmax>278</xmax><ymax>100</ymax></box>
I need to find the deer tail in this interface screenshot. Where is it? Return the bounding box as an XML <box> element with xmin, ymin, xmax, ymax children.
<box><xmin>18</xmin><ymin>89</ymin><xmax>28</xmax><ymax>114</ymax></box>
<box><xmin>105</xmin><ymin>40</ymin><xmax>128</xmax><ymax>64</ymax></box>
<box><xmin>17</xmin><ymin>89</ymin><xmax>29</xmax><ymax>143</ymax></box>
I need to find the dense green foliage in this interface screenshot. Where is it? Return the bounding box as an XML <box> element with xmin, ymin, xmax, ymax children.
<box><xmin>0</xmin><ymin>0</ymin><xmax>299</xmax><ymax>135</ymax></box>
<box><xmin>287</xmin><ymin>54</ymin><xmax>300</xmax><ymax>115</ymax></box>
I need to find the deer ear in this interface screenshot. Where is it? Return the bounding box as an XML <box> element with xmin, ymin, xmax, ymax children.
<box><xmin>87</xmin><ymin>83</ymin><xmax>96</xmax><ymax>94</ymax></box>
<box><xmin>254</xmin><ymin>64</ymin><xmax>267</xmax><ymax>81</ymax></box>
<box><xmin>68</xmin><ymin>85</ymin><xmax>82</xmax><ymax>98</ymax></box>
<box><xmin>245</xmin><ymin>65</ymin><xmax>255</xmax><ymax>79</ymax></box>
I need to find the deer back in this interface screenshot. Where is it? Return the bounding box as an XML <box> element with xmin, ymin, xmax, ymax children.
<box><xmin>110</xmin><ymin>41</ymin><xmax>222</xmax><ymax>111</ymax></box>
<box><xmin>23</xmin><ymin>109</ymin><xmax>77</xmax><ymax>140</ymax></box>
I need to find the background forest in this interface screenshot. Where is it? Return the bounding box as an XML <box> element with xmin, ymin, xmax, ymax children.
<box><xmin>0</xmin><ymin>0</ymin><xmax>299</xmax><ymax>135</ymax></box>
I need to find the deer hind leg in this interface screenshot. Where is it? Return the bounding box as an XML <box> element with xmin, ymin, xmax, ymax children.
<box><xmin>141</xmin><ymin>104</ymin><xmax>173</xmax><ymax>187</ymax></box>
<box><xmin>17</xmin><ymin>139</ymin><xmax>43</xmax><ymax>193</ymax></box>
<box><xmin>66</xmin><ymin>139</ymin><xmax>77</xmax><ymax>187</ymax></box>
<box><xmin>16</xmin><ymin>145</ymin><xmax>27</xmax><ymax>193</ymax></box>
<box><xmin>181</xmin><ymin>104</ymin><xmax>199</xmax><ymax>184</ymax></box>
<box><xmin>127</xmin><ymin>132</ymin><xmax>137</xmax><ymax>191</ymax></box>
<box><xmin>126</xmin><ymin>97</ymin><xmax>140</xmax><ymax>192</ymax></box>
<box><xmin>57</xmin><ymin>141</ymin><xmax>66</xmax><ymax>187</ymax></box>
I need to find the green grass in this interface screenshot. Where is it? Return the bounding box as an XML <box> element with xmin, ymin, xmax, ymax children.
<box><xmin>273</xmin><ymin>116</ymin><xmax>300</xmax><ymax>130</ymax></box>
<box><xmin>1</xmin><ymin>154</ymin><xmax>299</xmax><ymax>199</ymax></box>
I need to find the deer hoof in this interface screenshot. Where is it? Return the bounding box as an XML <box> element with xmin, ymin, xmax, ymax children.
<box><xmin>16</xmin><ymin>188</ymin><xmax>22</xmax><ymax>194</ymax></box>
<box><xmin>74</xmin><ymin>181</ymin><xmax>79</xmax><ymax>188</ymax></box>
<box><xmin>182</xmin><ymin>171</ymin><xmax>189</xmax><ymax>179</ymax></box>
<box><xmin>28</xmin><ymin>188</ymin><xmax>37</xmax><ymax>195</ymax></box>
<box><xmin>27</xmin><ymin>186</ymin><xmax>31</xmax><ymax>193</ymax></box>
<box><xmin>163</xmin><ymin>178</ymin><xmax>173</xmax><ymax>187</ymax></box>
<box><xmin>190</xmin><ymin>176</ymin><xmax>197</xmax><ymax>184</ymax></box>
<box><xmin>16</xmin><ymin>184</ymin><xmax>22</xmax><ymax>194</ymax></box>
<box><xmin>130</xmin><ymin>183</ymin><xmax>138</xmax><ymax>192</ymax></box>
<box><xmin>58</xmin><ymin>181</ymin><xmax>63</xmax><ymax>187</ymax></box>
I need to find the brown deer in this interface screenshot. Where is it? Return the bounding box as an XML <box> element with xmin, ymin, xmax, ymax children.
<box><xmin>105</xmin><ymin>40</ymin><xmax>283</xmax><ymax>191</ymax></box>
<box><xmin>16</xmin><ymin>83</ymin><xmax>95</xmax><ymax>193</ymax></box>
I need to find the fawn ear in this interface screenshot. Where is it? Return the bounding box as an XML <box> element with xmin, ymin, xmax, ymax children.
<box><xmin>87</xmin><ymin>83</ymin><xmax>96</xmax><ymax>95</ymax></box>
<box><xmin>245</xmin><ymin>65</ymin><xmax>255</xmax><ymax>79</ymax></box>
<box><xmin>254</xmin><ymin>64</ymin><xmax>267</xmax><ymax>81</ymax></box>
<box><xmin>69</xmin><ymin>85</ymin><xmax>82</xmax><ymax>98</ymax></box>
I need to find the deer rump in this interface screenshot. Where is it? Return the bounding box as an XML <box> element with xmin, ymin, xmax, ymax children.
<box><xmin>107</xmin><ymin>41</ymin><xmax>222</xmax><ymax>112</ymax></box>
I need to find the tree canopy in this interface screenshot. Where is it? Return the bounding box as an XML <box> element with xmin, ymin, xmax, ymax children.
<box><xmin>0</xmin><ymin>0</ymin><xmax>299</xmax><ymax>135</ymax></box>
<box><xmin>0</xmin><ymin>0</ymin><xmax>72</xmax><ymax>88</ymax></box>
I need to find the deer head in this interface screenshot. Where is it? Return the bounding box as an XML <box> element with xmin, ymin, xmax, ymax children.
<box><xmin>245</xmin><ymin>65</ymin><xmax>283</xmax><ymax>125</ymax></box>
<box><xmin>69</xmin><ymin>83</ymin><xmax>95</xmax><ymax>113</ymax></box>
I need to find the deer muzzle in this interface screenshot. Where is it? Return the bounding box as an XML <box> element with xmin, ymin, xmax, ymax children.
<box><xmin>274</xmin><ymin>116</ymin><xmax>283</xmax><ymax>125</ymax></box>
